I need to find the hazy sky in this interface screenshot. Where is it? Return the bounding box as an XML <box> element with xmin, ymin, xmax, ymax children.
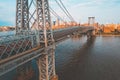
<box><xmin>0</xmin><ymin>0</ymin><xmax>120</xmax><ymax>26</ymax></box>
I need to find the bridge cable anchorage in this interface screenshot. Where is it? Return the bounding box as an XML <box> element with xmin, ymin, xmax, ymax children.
<box><xmin>54</xmin><ymin>0</ymin><xmax>75</xmax><ymax>22</ymax></box>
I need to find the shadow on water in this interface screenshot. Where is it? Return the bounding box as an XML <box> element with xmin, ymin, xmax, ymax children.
<box><xmin>56</xmin><ymin>36</ymin><xmax>96</xmax><ymax>80</ymax></box>
<box><xmin>56</xmin><ymin>36</ymin><xmax>120</xmax><ymax>80</ymax></box>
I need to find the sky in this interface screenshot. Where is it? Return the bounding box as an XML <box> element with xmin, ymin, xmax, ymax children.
<box><xmin>0</xmin><ymin>0</ymin><xmax>120</xmax><ymax>26</ymax></box>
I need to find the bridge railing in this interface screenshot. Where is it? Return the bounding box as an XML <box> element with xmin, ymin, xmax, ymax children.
<box><xmin>0</xmin><ymin>26</ymin><xmax>94</xmax><ymax>60</ymax></box>
<box><xmin>0</xmin><ymin>31</ymin><xmax>38</xmax><ymax>60</ymax></box>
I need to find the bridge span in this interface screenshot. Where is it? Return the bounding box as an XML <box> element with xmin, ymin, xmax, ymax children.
<box><xmin>0</xmin><ymin>26</ymin><xmax>94</xmax><ymax>77</ymax></box>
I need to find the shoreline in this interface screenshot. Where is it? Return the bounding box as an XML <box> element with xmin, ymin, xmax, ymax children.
<box><xmin>0</xmin><ymin>27</ymin><xmax>15</xmax><ymax>32</ymax></box>
<box><xmin>96</xmin><ymin>34</ymin><xmax>120</xmax><ymax>36</ymax></box>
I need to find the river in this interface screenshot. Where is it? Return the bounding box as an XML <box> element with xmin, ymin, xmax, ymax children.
<box><xmin>56</xmin><ymin>35</ymin><xmax>120</xmax><ymax>80</ymax></box>
<box><xmin>1</xmin><ymin>35</ymin><xmax>120</xmax><ymax>80</ymax></box>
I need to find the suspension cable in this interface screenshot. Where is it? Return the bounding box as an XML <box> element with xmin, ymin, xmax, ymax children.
<box><xmin>59</xmin><ymin>0</ymin><xmax>75</xmax><ymax>21</ymax></box>
<box><xmin>54</xmin><ymin>0</ymin><xmax>73</xmax><ymax>21</ymax></box>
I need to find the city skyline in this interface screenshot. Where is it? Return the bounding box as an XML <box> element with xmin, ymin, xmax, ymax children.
<box><xmin>0</xmin><ymin>0</ymin><xmax>120</xmax><ymax>26</ymax></box>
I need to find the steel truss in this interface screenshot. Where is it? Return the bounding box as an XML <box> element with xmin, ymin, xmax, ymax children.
<box><xmin>16</xmin><ymin>0</ymin><xmax>56</xmax><ymax>80</ymax></box>
<box><xmin>36</xmin><ymin>0</ymin><xmax>56</xmax><ymax>80</ymax></box>
<box><xmin>16</xmin><ymin>0</ymin><xmax>29</xmax><ymax>34</ymax></box>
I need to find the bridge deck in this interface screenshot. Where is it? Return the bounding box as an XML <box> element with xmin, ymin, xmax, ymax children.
<box><xmin>0</xmin><ymin>26</ymin><xmax>93</xmax><ymax>76</ymax></box>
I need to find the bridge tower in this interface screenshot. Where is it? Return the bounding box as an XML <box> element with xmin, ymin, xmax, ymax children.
<box><xmin>36</xmin><ymin>0</ymin><xmax>57</xmax><ymax>80</ymax></box>
<box><xmin>88</xmin><ymin>17</ymin><xmax>95</xmax><ymax>27</ymax></box>
<box><xmin>16</xmin><ymin>0</ymin><xmax>29</xmax><ymax>34</ymax></box>
<box><xmin>87</xmin><ymin>17</ymin><xmax>96</xmax><ymax>38</ymax></box>
<box><xmin>16</xmin><ymin>0</ymin><xmax>57</xmax><ymax>80</ymax></box>
<box><xmin>16</xmin><ymin>0</ymin><xmax>33</xmax><ymax>79</ymax></box>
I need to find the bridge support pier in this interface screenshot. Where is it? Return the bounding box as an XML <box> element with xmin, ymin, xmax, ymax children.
<box><xmin>37</xmin><ymin>54</ymin><xmax>49</xmax><ymax>80</ymax></box>
<box><xmin>87</xmin><ymin>30</ymin><xmax>96</xmax><ymax>39</ymax></box>
<box><xmin>37</xmin><ymin>48</ymin><xmax>58</xmax><ymax>80</ymax></box>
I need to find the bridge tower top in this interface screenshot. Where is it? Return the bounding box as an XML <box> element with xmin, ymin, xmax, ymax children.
<box><xmin>88</xmin><ymin>17</ymin><xmax>95</xmax><ymax>27</ymax></box>
<box><xmin>15</xmin><ymin>0</ymin><xmax>54</xmax><ymax>45</ymax></box>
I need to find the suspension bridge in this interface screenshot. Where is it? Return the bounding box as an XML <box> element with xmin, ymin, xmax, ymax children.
<box><xmin>0</xmin><ymin>0</ymin><xmax>95</xmax><ymax>80</ymax></box>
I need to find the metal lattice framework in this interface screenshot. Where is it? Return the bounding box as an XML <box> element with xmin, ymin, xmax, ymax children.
<box><xmin>16</xmin><ymin>0</ymin><xmax>29</xmax><ymax>34</ymax></box>
<box><xmin>36</xmin><ymin>0</ymin><xmax>56</xmax><ymax>80</ymax></box>
<box><xmin>16</xmin><ymin>0</ymin><xmax>56</xmax><ymax>80</ymax></box>
<box><xmin>0</xmin><ymin>32</ymin><xmax>37</xmax><ymax>60</ymax></box>
<box><xmin>0</xmin><ymin>0</ymin><xmax>56</xmax><ymax>79</ymax></box>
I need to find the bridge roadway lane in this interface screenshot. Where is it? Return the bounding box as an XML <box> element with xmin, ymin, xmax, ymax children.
<box><xmin>0</xmin><ymin>26</ymin><xmax>93</xmax><ymax>76</ymax></box>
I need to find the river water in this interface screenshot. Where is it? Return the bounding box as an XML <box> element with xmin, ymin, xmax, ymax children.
<box><xmin>55</xmin><ymin>35</ymin><xmax>120</xmax><ymax>80</ymax></box>
<box><xmin>1</xmin><ymin>35</ymin><xmax>120</xmax><ymax>80</ymax></box>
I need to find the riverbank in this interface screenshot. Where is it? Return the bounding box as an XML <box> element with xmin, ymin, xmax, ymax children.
<box><xmin>96</xmin><ymin>33</ymin><xmax>120</xmax><ymax>36</ymax></box>
<box><xmin>0</xmin><ymin>27</ymin><xmax>15</xmax><ymax>32</ymax></box>
<box><xmin>97</xmin><ymin>35</ymin><xmax>120</xmax><ymax>37</ymax></box>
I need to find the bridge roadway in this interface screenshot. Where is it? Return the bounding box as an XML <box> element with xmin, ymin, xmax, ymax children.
<box><xmin>0</xmin><ymin>26</ymin><xmax>93</xmax><ymax>76</ymax></box>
